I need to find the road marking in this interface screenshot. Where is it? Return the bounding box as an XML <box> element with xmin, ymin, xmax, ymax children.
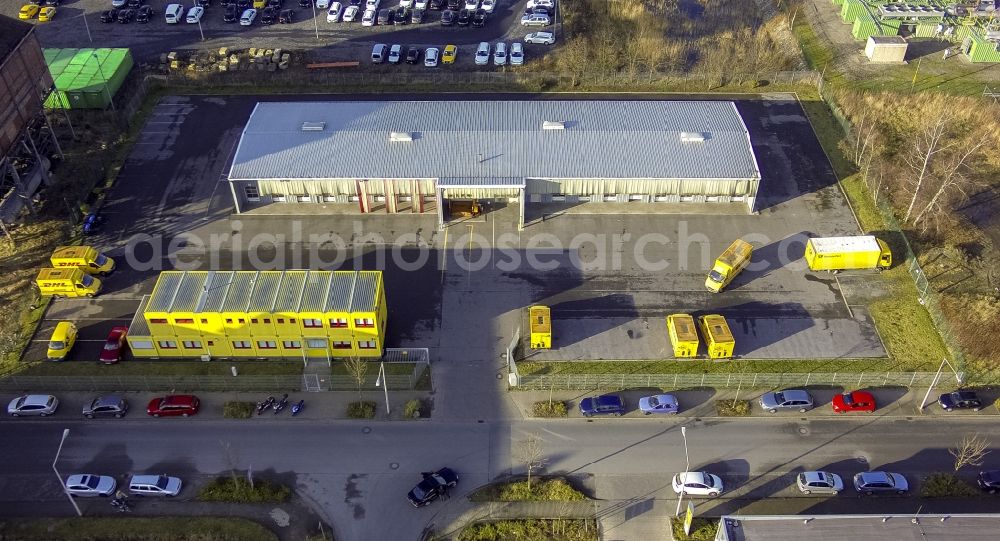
<box><xmin>440</xmin><ymin>226</ymin><xmax>449</xmax><ymax>284</ymax></box>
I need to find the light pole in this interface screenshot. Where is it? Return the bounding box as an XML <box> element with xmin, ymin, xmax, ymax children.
<box><xmin>675</xmin><ymin>426</ymin><xmax>689</xmax><ymax>517</ymax></box>
<box><xmin>375</xmin><ymin>361</ymin><xmax>390</xmax><ymax>416</ymax></box>
<box><xmin>92</xmin><ymin>52</ymin><xmax>116</xmax><ymax>112</ymax></box>
<box><xmin>53</xmin><ymin>428</ymin><xmax>82</xmax><ymax>517</ymax></box>
<box><xmin>312</xmin><ymin>1</ymin><xmax>319</xmax><ymax>40</ymax></box>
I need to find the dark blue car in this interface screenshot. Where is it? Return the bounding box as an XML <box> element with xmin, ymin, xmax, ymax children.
<box><xmin>579</xmin><ymin>394</ymin><xmax>625</xmax><ymax>417</ymax></box>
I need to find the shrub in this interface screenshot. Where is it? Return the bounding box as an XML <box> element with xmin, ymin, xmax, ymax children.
<box><xmin>920</xmin><ymin>472</ymin><xmax>979</xmax><ymax>498</ymax></box>
<box><xmin>470</xmin><ymin>478</ymin><xmax>586</xmax><ymax>502</ymax></box>
<box><xmin>198</xmin><ymin>476</ymin><xmax>291</xmax><ymax>503</ymax></box>
<box><xmin>459</xmin><ymin>519</ymin><xmax>598</xmax><ymax>541</ymax></box>
<box><xmin>223</xmin><ymin>401</ymin><xmax>255</xmax><ymax>419</ymax></box>
<box><xmin>404</xmin><ymin>399</ymin><xmax>422</xmax><ymax>419</ymax></box>
<box><xmin>715</xmin><ymin>399</ymin><xmax>751</xmax><ymax>417</ymax></box>
<box><xmin>347</xmin><ymin>401</ymin><xmax>376</xmax><ymax>419</ymax></box>
<box><xmin>670</xmin><ymin>517</ymin><xmax>718</xmax><ymax>540</ymax></box>
<box><xmin>533</xmin><ymin>400</ymin><xmax>569</xmax><ymax>418</ymax></box>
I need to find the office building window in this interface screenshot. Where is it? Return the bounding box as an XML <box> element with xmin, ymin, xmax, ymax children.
<box><xmin>358</xmin><ymin>340</ymin><xmax>377</xmax><ymax>349</ymax></box>
<box><xmin>233</xmin><ymin>341</ymin><xmax>252</xmax><ymax>349</ymax></box>
<box><xmin>354</xmin><ymin>318</ymin><xmax>375</xmax><ymax>328</ymax></box>
<box><xmin>332</xmin><ymin>341</ymin><xmax>352</xmax><ymax>349</ymax></box>
<box><xmin>158</xmin><ymin>341</ymin><xmax>178</xmax><ymax>349</ymax></box>
<box><xmin>303</xmin><ymin>318</ymin><xmax>323</xmax><ymax>328</ymax></box>
<box><xmin>330</xmin><ymin>318</ymin><xmax>348</xmax><ymax>328</ymax></box>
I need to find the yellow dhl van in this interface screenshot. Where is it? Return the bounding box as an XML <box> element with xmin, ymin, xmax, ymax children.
<box><xmin>253</xmin><ymin>0</ymin><xmax>265</xmax><ymax>8</ymax></box>
<box><xmin>47</xmin><ymin>321</ymin><xmax>78</xmax><ymax>361</ymax></box>
<box><xmin>705</xmin><ymin>239</ymin><xmax>753</xmax><ymax>293</ymax></box>
<box><xmin>666</xmin><ymin>314</ymin><xmax>699</xmax><ymax>358</ymax></box>
<box><xmin>804</xmin><ymin>235</ymin><xmax>891</xmax><ymax>272</ymax></box>
<box><xmin>529</xmin><ymin>305</ymin><xmax>552</xmax><ymax>349</ymax></box>
<box><xmin>35</xmin><ymin>268</ymin><xmax>102</xmax><ymax>298</ymax></box>
<box><xmin>50</xmin><ymin>246</ymin><xmax>115</xmax><ymax>276</ymax></box>
<box><xmin>698</xmin><ymin>314</ymin><xmax>735</xmax><ymax>359</ymax></box>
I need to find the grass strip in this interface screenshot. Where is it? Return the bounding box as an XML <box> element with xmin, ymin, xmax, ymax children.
<box><xmin>0</xmin><ymin>517</ymin><xmax>277</xmax><ymax>541</ymax></box>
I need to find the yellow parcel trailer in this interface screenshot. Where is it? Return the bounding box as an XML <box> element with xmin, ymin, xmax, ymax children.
<box><xmin>529</xmin><ymin>306</ymin><xmax>552</xmax><ymax>349</ymax></box>
<box><xmin>705</xmin><ymin>239</ymin><xmax>753</xmax><ymax>293</ymax></box>
<box><xmin>698</xmin><ymin>314</ymin><xmax>735</xmax><ymax>359</ymax></box>
<box><xmin>666</xmin><ymin>314</ymin><xmax>699</xmax><ymax>358</ymax></box>
<box><xmin>804</xmin><ymin>235</ymin><xmax>891</xmax><ymax>272</ymax></box>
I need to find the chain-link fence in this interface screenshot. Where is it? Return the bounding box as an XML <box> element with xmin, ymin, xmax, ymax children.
<box><xmin>515</xmin><ymin>371</ymin><xmax>948</xmax><ymax>391</ymax></box>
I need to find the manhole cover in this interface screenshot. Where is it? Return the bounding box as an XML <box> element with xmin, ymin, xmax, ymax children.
<box><xmin>362</xmin><ymin>426</ymin><xmax>372</xmax><ymax>434</ymax></box>
<box><xmin>856</xmin><ymin>455</ymin><xmax>868</xmax><ymax>464</ymax></box>
<box><xmin>390</xmin><ymin>462</ymin><xmax>399</xmax><ymax>470</ymax></box>
<box><xmin>798</xmin><ymin>427</ymin><xmax>810</xmax><ymax>435</ymax></box>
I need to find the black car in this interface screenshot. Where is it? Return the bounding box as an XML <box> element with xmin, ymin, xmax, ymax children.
<box><xmin>267</xmin><ymin>0</ymin><xmax>282</xmax><ymax>8</ymax></box>
<box><xmin>446</xmin><ymin>0</ymin><xmax>460</xmax><ymax>9</ymax></box>
<box><xmin>279</xmin><ymin>8</ymin><xmax>293</xmax><ymax>22</ymax></box>
<box><xmin>260</xmin><ymin>6</ymin><xmax>277</xmax><ymax>23</ymax></box>
<box><xmin>407</xmin><ymin>468</ymin><xmax>458</xmax><ymax>507</ymax></box>
<box><xmin>405</xmin><ymin>47</ymin><xmax>421</xmax><ymax>64</ymax></box>
<box><xmin>428</xmin><ymin>0</ymin><xmax>442</xmax><ymax>9</ymax></box>
<box><xmin>471</xmin><ymin>8</ymin><xmax>485</xmax><ymax>26</ymax></box>
<box><xmin>298</xmin><ymin>0</ymin><xmax>311</xmax><ymax>6</ymax></box>
<box><xmin>83</xmin><ymin>395</ymin><xmax>129</xmax><ymax>419</ymax></box>
<box><xmin>456</xmin><ymin>8</ymin><xmax>470</xmax><ymax>25</ymax></box>
<box><xmin>117</xmin><ymin>8</ymin><xmax>135</xmax><ymax>22</ymax></box>
<box><xmin>100</xmin><ymin>9</ymin><xmax>118</xmax><ymax>23</ymax></box>
<box><xmin>224</xmin><ymin>4</ymin><xmax>238</xmax><ymax>21</ymax></box>
<box><xmin>579</xmin><ymin>394</ymin><xmax>626</xmax><ymax>417</ymax></box>
<box><xmin>349</xmin><ymin>0</ymin><xmax>361</xmax><ymax>5</ymax></box>
<box><xmin>127</xmin><ymin>0</ymin><xmax>141</xmax><ymax>8</ymax></box>
<box><xmin>410</xmin><ymin>8</ymin><xmax>423</xmax><ymax>23</ymax></box>
<box><xmin>440</xmin><ymin>9</ymin><xmax>455</xmax><ymax>25</ymax></box>
<box><xmin>939</xmin><ymin>390</ymin><xmax>983</xmax><ymax>411</ymax></box>
<box><xmin>238</xmin><ymin>0</ymin><xmax>252</xmax><ymax>8</ymax></box>
<box><xmin>393</xmin><ymin>7</ymin><xmax>409</xmax><ymax>24</ymax></box>
<box><xmin>195</xmin><ymin>0</ymin><xmax>212</xmax><ymax>6</ymax></box>
<box><xmin>978</xmin><ymin>470</ymin><xmax>1000</xmax><ymax>493</ymax></box>
<box><xmin>136</xmin><ymin>5</ymin><xmax>154</xmax><ymax>22</ymax></box>
<box><xmin>220</xmin><ymin>0</ymin><xmax>234</xmax><ymax>5</ymax></box>
<box><xmin>377</xmin><ymin>8</ymin><xmax>391</xmax><ymax>24</ymax></box>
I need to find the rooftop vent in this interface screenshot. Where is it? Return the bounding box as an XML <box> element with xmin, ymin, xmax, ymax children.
<box><xmin>390</xmin><ymin>132</ymin><xmax>414</xmax><ymax>142</ymax></box>
<box><xmin>680</xmin><ymin>132</ymin><xmax>707</xmax><ymax>143</ymax></box>
<box><xmin>542</xmin><ymin>120</ymin><xmax>565</xmax><ymax>130</ymax></box>
<box><xmin>301</xmin><ymin>122</ymin><xmax>326</xmax><ymax>131</ymax></box>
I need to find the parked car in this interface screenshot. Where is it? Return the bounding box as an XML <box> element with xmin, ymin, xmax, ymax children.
<box><xmin>376</xmin><ymin>8</ymin><xmax>391</xmax><ymax>24</ymax></box>
<box><xmin>365</xmin><ymin>0</ymin><xmax>379</xmax><ymax>9</ymax></box>
<box><xmin>186</xmin><ymin>5</ymin><xmax>204</xmax><ymax>22</ymax></box>
<box><xmin>239</xmin><ymin>0</ymin><xmax>253</xmax><ymax>8</ymax></box>
<box><xmin>977</xmin><ymin>470</ymin><xmax>1000</xmax><ymax>493</ymax></box>
<box><xmin>410</xmin><ymin>8</ymin><xmax>423</xmax><ymax>22</ymax></box>
<box><xmin>388</xmin><ymin>44</ymin><xmax>402</xmax><ymax>64</ymax></box>
<box><xmin>524</xmin><ymin>31</ymin><xmax>556</xmax><ymax>45</ymax></box>
<box><xmin>492</xmin><ymin>41</ymin><xmax>507</xmax><ymax>66</ymax></box>
<box><xmin>326</xmin><ymin>2</ymin><xmax>342</xmax><ymax>21</ymax></box>
<box><xmin>316</xmin><ymin>0</ymin><xmax>329</xmax><ymax>7</ymax></box>
<box><xmin>196</xmin><ymin>0</ymin><xmax>212</xmax><ymax>6</ymax></box>
<box><xmin>428</xmin><ymin>0</ymin><xmax>443</xmax><ymax>9</ymax></box>
<box><xmin>638</xmin><ymin>394</ymin><xmax>679</xmax><ymax>415</ymax></box>
<box><xmin>520</xmin><ymin>13</ymin><xmax>549</xmax><ymax>26</ymax></box>
<box><xmin>440</xmin><ymin>9</ymin><xmax>455</xmax><ymax>24</ymax></box>
<box><xmin>279</xmin><ymin>8</ymin><xmax>293</xmax><ymax>21</ymax></box>
<box><xmin>424</xmin><ymin>47</ymin><xmax>439</xmax><ymax>67</ymax></box>
<box><xmin>471</xmin><ymin>8</ymin><xmax>486</xmax><ymax>26</ymax></box>
<box><xmin>456</xmin><ymin>8</ymin><xmax>471</xmax><ymax>25</ymax></box>
<box><xmin>480</xmin><ymin>0</ymin><xmax>494</xmax><ymax>12</ymax></box>
<box><xmin>399</xmin><ymin>0</ymin><xmax>412</xmax><ymax>6</ymax></box>
<box><xmin>83</xmin><ymin>394</ymin><xmax>129</xmax><ymax>418</ymax></box>
<box><xmin>129</xmin><ymin>474</ymin><xmax>182</xmax><ymax>497</ymax></box>
<box><xmin>405</xmin><ymin>47</ymin><xmax>422</xmax><ymax>64</ymax></box>
<box><xmin>47</xmin><ymin>321</ymin><xmax>78</xmax><ymax>361</ymax></box>
<box><xmin>99</xmin><ymin>326</ymin><xmax>129</xmax><ymax>364</ymax></box>
<box><xmin>361</xmin><ymin>8</ymin><xmax>376</xmax><ymax>25</ymax></box>
<box><xmin>118</xmin><ymin>12</ymin><xmax>135</xmax><ymax>26</ymax></box>
<box><xmin>831</xmin><ymin>390</ymin><xmax>876</xmax><ymax>413</ymax></box>
<box><xmin>146</xmin><ymin>394</ymin><xmax>200</xmax><ymax>417</ymax></box>
<box><xmin>526</xmin><ymin>0</ymin><xmax>553</xmax><ymax>8</ymax></box>
<box><xmin>65</xmin><ymin>474</ymin><xmax>116</xmax><ymax>497</ymax></box>
<box><xmin>240</xmin><ymin>7</ymin><xmax>256</xmax><ymax>23</ymax></box>
<box><xmin>579</xmin><ymin>394</ymin><xmax>625</xmax><ymax>417</ymax></box>
<box><xmin>796</xmin><ymin>471</ymin><xmax>843</xmax><ymax>495</ymax></box>
<box><xmin>407</xmin><ymin>467</ymin><xmax>458</xmax><ymax>507</ymax></box>
<box><xmin>446</xmin><ymin>0</ymin><xmax>460</xmax><ymax>9</ymax></box>
<box><xmin>224</xmin><ymin>4</ymin><xmax>238</xmax><ymax>20</ymax></box>
<box><xmin>759</xmin><ymin>389</ymin><xmax>814</xmax><ymax>413</ymax></box>
<box><xmin>393</xmin><ymin>7</ymin><xmax>409</xmax><ymax>24</ymax></box>
<box><xmin>8</xmin><ymin>394</ymin><xmax>59</xmax><ymax>417</ymax></box>
<box><xmin>853</xmin><ymin>471</ymin><xmax>908</xmax><ymax>495</ymax></box>
<box><xmin>672</xmin><ymin>472</ymin><xmax>724</xmax><ymax>496</ymax></box>
<box><xmin>509</xmin><ymin>42</ymin><xmax>524</xmax><ymax>66</ymax></box>
<box><xmin>463</xmin><ymin>0</ymin><xmax>477</xmax><ymax>9</ymax></box>
<box><xmin>474</xmin><ymin>41</ymin><xmax>490</xmax><ymax>65</ymax></box>
<box><xmin>99</xmin><ymin>9</ymin><xmax>118</xmax><ymax>22</ymax></box>
<box><xmin>38</xmin><ymin>6</ymin><xmax>56</xmax><ymax>21</ymax></box>
<box><xmin>298</xmin><ymin>0</ymin><xmax>311</xmax><ymax>5</ymax></box>
<box><xmin>342</xmin><ymin>5</ymin><xmax>358</xmax><ymax>20</ymax></box>
<box><xmin>260</xmin><ymin>6</ymin><xmax>277</xmax><ymax>23</ymax></box>
<box><xmin>442</xmin><ymin>44</ymin><xmax>457</xmax><ymax>64</ymax></box>
<box><xmin>524</xmin><ymin>6</ymin><xmax>550</xmax><ymax>16</ymax></box>
<box><xmin>371</xmin><ymin>43</ymin><xmax>387</xmax><ymax>63</ymax></box>
<box><xmin>136</xmin><ymin>4</ymin><xmax>154</xmax><ymax>21</ymax></box>
<box><xmin>414</xmin><ymin>0</ymin><xmax>427</xmax><ymax>8</ymax></box>
<box><xmin>939</xmin><ymin>390</ymin><xmax>983</xmax><ymax>411</ymax></box>
<box><xmin>19</xmin><ymin>3</ymin><xmax>40</xmax><ymax>19</ymax></box>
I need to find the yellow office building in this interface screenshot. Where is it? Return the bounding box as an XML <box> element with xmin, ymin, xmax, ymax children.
<box><xmin>127</xmin><ymin>270</ymin><xmax>387</xmax><ymax>359</ymax></box>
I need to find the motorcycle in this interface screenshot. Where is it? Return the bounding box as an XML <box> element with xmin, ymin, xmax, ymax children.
<box><xmin>256</xmin><ymin>396</ymin><xmax>275</xmax><ymax>415</ymax></box>
<box><xmin>111</xmin><ymin>497</ymin><xmax>133</xmax><ymax>513</ymax></box>
<box><xmin>273</xmin><ymin>394</ymin><xmax>289</xmax><ymax>415</ymax></box>
<box><xmin>291</xmin><ymin>399</ymin><xmax>305</xmax><ymax>416</ymax></box>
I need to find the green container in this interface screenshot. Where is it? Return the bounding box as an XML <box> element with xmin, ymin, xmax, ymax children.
<box><xmin>832</xmin><ymin>0</ymin><xmax>845</xmax><ymax>5</ymax></box>
<box><xmin>914</xmin><ymin>23</ymin><xmax>938</xmax><ymax>38</ymax></box>
<box><xmin>964</xmin><ymin>32</ymin><xmax>1000</xmax><ymax>63</ymax></box>
<box><xmin>852</xmin><ymin>13</ymin><xmax>883</xmax><ymax>41</ymax></box>
<box><xmin>880</xmin><ymin>18</ymin><xmax>901</xmax><ymax>35</ymax></box>
<box><xmin>43</xmin><ymin>48</ymin><xmax>135</xmax><ymax>109</ymax></box>
<box><xmin>840</xmin><ymin>0</ymin><xmax>868</xmax><ymax>23</ymax></box>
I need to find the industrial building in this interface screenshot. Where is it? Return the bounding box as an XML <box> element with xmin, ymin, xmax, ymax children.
<box><xmin>715</xmin><ymin>514</ymin><xmax>1000</xmax><ymax>541</ymax></box>
<box><xmin>126</xmin><ymin>270</ymin><xmax>387</xmax><ymax>360</ymax></box>
<box><xmin>227</xmin><ymin>100</ymin><xmax>762</xmax><ymax>228</ymax></box>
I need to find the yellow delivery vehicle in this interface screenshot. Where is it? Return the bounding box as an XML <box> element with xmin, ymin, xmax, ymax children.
<box><xmin>50</xmin><ymin>246</ymin><xmax>116</xmax><ymax>276</ymax></box>
<box><xmin>35</xmin><ymin>268</ymin><xmax>103</xmax><ymax>298</ymax></box>
<box><xmin>698</xmin><ymin>314</ymin><xmax>735</xmax><ymax>359</ymax></box>
<box><xmin>666</xmin><ymin>314</ymin><xmax>699</xmax><ymax>358</ymax></box>
<box><xmin>705</xmin><ymin>239</ymin><xmax>753</xmax><ymax>293</ymax></box>
<box><xmin>804</xmin><ymin>236</ymin><xmax>891</xmax><ymax>272</ymax></box>
<box><xmin>47</xmin><ymin>321</ymin><xmax>78</xmax><ymax>361</ymax></box>
<box><xmin>529</xmin><ymin>305</ymin><xmax>552</xmax><ymax>349</ymax></box>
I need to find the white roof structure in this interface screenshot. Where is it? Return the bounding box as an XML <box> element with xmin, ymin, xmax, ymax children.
<box><xmin>808</xmin><ymin>236</ymin><xmax>881</xmax><ymax>255</ymax></box>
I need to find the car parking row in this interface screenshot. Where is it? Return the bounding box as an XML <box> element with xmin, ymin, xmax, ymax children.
<box><xmin>372</xmin><ymin>35</ymin><xmax>550</xmax><ymax>66</ymax></box>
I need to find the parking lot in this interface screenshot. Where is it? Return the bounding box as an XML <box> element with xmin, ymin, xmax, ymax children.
<box><xmin>6</xmin><ymin>0</ymin><xmax>556</xmax><ymax>64</ymax></box>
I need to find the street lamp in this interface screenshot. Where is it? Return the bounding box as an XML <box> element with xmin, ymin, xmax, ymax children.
<box><xmin>312</xmin><ymin>1</ymin><xmax>319</xmax><ymax>40</ymax></box>
<box><xmin>92</xmin><ymin>52</ymin><xmax>116</xmax><ymax>112</ymax></box>
<box><xmin>375</xmin><ymin>361</ymin><xmax>390</xmax><ymax>416</ymax></box>
<box><xmin>675</xmin><ymin>426</ymin><xmax>690</xmax><ymax>517</ymax></box>
<box><xmin>53</xmin><ymin>428</ymin><xmax>82</xmax><ymax>517</ymax></box>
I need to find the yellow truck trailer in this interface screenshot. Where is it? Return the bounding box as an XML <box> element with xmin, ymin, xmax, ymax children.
<box><xmin>529</xmin><ymin>305</ymin><xmax>552</xmax><ymax>349</ymax></box>
<box><xmin>698</xmin><ymin>314</ymin><xmax>735</xmax><ymax>359</ymax></box>
<box><xmin>705</xmin><ymin>239</ymin><xmax>753</xmax><ymax>293</ymax></box>
<box><xmin>50</xmin><ymin>246</ymin><xmax>115</xmax><ymax>276</ymax></box>
<box><xmin>35</xmin><ymin>267</ymin><xmax>102</xmax><ymax>298</ymax></box>
<box><xmin>804</xmin><ymin>236</ymin><xmax>891</xmax><ymax>272</ymax></box>
<box><xmin>666</xmin><ymin>314</ymin><xmax>699</xmax><ymax>358</ymax></box>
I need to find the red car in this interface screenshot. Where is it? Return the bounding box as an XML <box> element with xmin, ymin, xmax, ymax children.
<box><xmin>831</xmin><ymin>390</ymin><xmax>876</xmax><ymax>413</ymax></box>
<box><xmin>147</xmin><ymin>395</ymin><xmax>200</xmax><ymax>417</ymax></box>
<box><xmin>99</xmin><ymin>326</ymin><xmax>129</xmax><ymax>364</ymax></box>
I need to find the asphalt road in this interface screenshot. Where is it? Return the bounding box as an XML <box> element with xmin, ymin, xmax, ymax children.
<box><xmin>1</xmin><ymin>417</ymin><xmax>997</xmax><ymax>539</ymax></box>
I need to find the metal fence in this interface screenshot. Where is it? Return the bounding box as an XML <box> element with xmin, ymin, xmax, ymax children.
<box><xmin>514</xmin><ymin>371</ymin><xmax>950</xmax><ymax>391</ymax></box>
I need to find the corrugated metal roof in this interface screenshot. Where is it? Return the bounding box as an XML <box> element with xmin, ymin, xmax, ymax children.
<box><xmin>247</xmin><ymin>271</ymin><xmax>282</xmax><ymax>312</ymax></box>
<box><xmin>300</xmin><ymin>271</ymin><xmax>332</xmax><ymax>312</ymax></box>
<box><xmin>222</xmin><ymin>272</ymin><xmax>257</xmax><ymax>313</ymax></box>
<box><xmin>129</xmin><ymin>295</ymin><xmax>152</xmax><ymax>336</ymax></box>
<box><xmin>147</xmin><ymin>272</ymin><xmax>184</xmax><ymax>313</ymax></box>
<box><xmin>810</xmin><ymin>236</ymin><xmax>881</xmax><ymax>255</ymax></box>
<box><xmin>171</xmin><ymin>272</ymin><xmax>208</xmax><ymax>312</ymax></box>
<box><xmin>274</xmin><ymin>271</ymin><xmax>308</xmax><ymax>312</ymax></box>
<box><xmin>326</xmin><ymin>272</ymin><xmax>355</xmax><ymax>312</ymax></box>
<box><xmin>351</xmin><ymin>271</ymin><xmax>379</xmax><ymax>312</ymax></box>
<box><xmin>198</xmin><ymin>271</ymin><xmax>234</xmax><ymax>313</ymax></box>
<box><xmin>438</xmin><ymin>177</ymin><xmax>526</xmax><ymax>188</ymax></box>
<box><xmin>229</xmin><ymin>101</ymin><xmax>760</xmax><ymax>182</ymax></box>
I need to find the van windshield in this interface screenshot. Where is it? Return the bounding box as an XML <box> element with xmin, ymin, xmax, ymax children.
<box><xmin>49</xmin><ymin>341</ymin><xmax>66</xmax><ymax>350</ymax></box>
<box><xmin>95</xmin><ymin>254</ymin><xmax>108</xmax><ymax>266</ymax></box>
<box><xmin>708</xmin><ymin>270</ymin><xmax>725</xmax><ymax>283</ymax></box>
<box><xmin>82</xmin><ymin>274</ymin><xmax>94</xmax><ymax>286</ymax></box>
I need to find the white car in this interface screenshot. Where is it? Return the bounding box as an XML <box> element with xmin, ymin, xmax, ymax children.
<box><xmin>327</xmin><ymin>2</ymin><xmax>342</xmax><ymax>21</ymax></box>
<box><xmin>796</xmin><ymin>471</ymin><xmax>844</xmax><ymax>495</ymax></box>
<box><xmin>388</xmin><ymin>44</ymin><xmax>402</xmax><ymax>63</ymax></box>
<box><xmin>493</xmin><ymin>42</ymin><xmax>507</xmax><ymax>66</ymax></box>
<box><xmin>342</xmin><ymin>5</ymin><xmax>358</xmax><ymax>20</ymax></box>
<box><xmin>414</xmin><ymin>0</ymin><xmax>428</xmax><ymax>9</ymax></box>
<box><xmin>365</xmin><ymin>0</ymin><xmax>379</xmax><ymax>9</ymax></box>
<box><xmin>480</xmin><ymin>0</ymin><xmax>495</xmax><ymax>11</ymax></box>
<box><xmin>510</xmin><ymin>42</ymin><xmax>523</xmax><ymax>65</ymax></box>
<box><xmin>65</xmin><ymin>474</ymin><xmax>117</xmax><ymax>497</ymax></box>
<box><xmin>8</xmin><ymin>394</ymin><xmax>59</xmax><ymax>417</ymax></box>
<box><xmin>240</xmin><ymin>8</ymin><xmax>257</xmax><ymax>24</ymax></box>
<box><xmin>672</xmin><ymin>471</ymin><xmax>724</xmax><ymax>496</ymax></box>
<box><xmin>424</xmin><ymin>47</ymin><xmax>439</xmax><ymax>66</ymax></box>
<box><xmin>112</xmin><ymin>0</ymin><xmax>128</xmax><ymax>6</ymax></box>
<box><xmin>526</xmin><ymin>0</ymin><xmax>553</xmax><ymax>8</ymax></box>
<box><xmin>400</xmin><ymin>0</ymin><xmax>413</xmax><ymax>7</ymax></box>
<box><xmin>520</xmin><ymin>13</ymin><xmax>549</xmax><ymax>26</ymax></box>
<box><xmin>524</xmin><ymin>31</ymin><xmax>555</xmax><ymax>45</ymax></box>
<box><xmin>316</xmin><ymin>0</ymin><xmax>330</xmax><ymax>7</ymax></box>
<box><xmin>361</xmin><ymin>8</ymin><xmax>376</xmax><ymax>25</ymax></box>
<box><xmin>474</xmin><ymin>42</ymin><xmax>490</xmax><ymax>65</ymax></box>
<box><xmin>464</xmin><ymin>0</ymin><xmax>478</xmax><ymax>9</ymax></box>
<box><xmin>185</xmin><ymin>6</ymin><xmax>204</xmax><ymax>23</ymax></box>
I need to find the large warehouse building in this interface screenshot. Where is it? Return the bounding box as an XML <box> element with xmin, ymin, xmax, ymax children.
<box><xmin>227</xmin><ymin>100</ymin><xmax>761</xmax><ymax>227</ymax></box>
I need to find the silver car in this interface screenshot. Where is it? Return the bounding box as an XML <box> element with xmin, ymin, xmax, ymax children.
<box><xmin>83</xmin><ymin>394</ymin><xmax>129</xmax><ymax>418</ymax></box>
<box><xmin>853</xmin><ymin>471</ymin><xmax>909</xmax><ymax>495</ymax></box>
<box><xmin>7</xmin><ymin>394</ymin><xmax>59</xmax><ymax>417</ymax></box>
<box><xmin>759</xmin><ymin>390</ymin><xmax>814</xmax><ymax>413</ymax></box>
<box><xmin>65</xmin><ymin>474</ymin><xmax>117</xmax><ymax>497</ymax></box>
<box><xmin>796</xmin><ymin>471</ymin><xmax>844</xmax><ymax>495</ymax></box>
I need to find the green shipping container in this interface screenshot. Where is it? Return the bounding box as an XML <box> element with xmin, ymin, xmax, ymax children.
<box><xmin>880</xmin><ymin>18</ymin><xmax>901</xmax><ymax>35</ymax></box>
<box><xmin>832</xmin><ymin>0</ymin><xmax>845</xmax><ymax>5</ymax></box>
<box><xmin>963</xmin><ymin>32</ymin><xmax>1000</xmax><ymax>63</ymax></box>
<box><xmin>852</xmin><ymin>13</ymin><xmax>883</xmax><ymax>41</ymax></box>
<box><xmin>42</xmin><ymin>48</ymin><xmax>135</xmax><ymax>110</ymax></box>
<box><xmin>841</xmin><ymin>0</ymin><xmax>868</xmax><ymax>24</ymax></box>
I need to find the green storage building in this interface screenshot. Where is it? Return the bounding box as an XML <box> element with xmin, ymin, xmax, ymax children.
<box><xmin>840</xmin><ymin>0</ymin><xmax>869</xmax><ymax>24</ymax></box>
<box><xmin>962</xmin><ymin>31</ymin><xmax>1000</xmax><ymax>63</ymax></box>
<box><xmin>852</xmin><ymin>13</ymin><xmax>884</xmax><ymax>41</ymax></box>
<box><xmin>42</xmin><ymin>48</ymin><xmax>133</xmax><ymax>110</ymax></box>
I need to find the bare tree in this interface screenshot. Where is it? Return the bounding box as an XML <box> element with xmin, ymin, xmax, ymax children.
<box><xmin>902</xmin><ymin>111</ymin><xmax>958</xmax><ymax>223</ymax></box>
<box><xmin>516</xmin><ymin>434</ymin><xmax>548</xmax><ymax>491</ymax></box>
<box><xmin>556</xmin><ymin>37</ymin><xmax>591</xmax><ymax>87</ymax></box>
<box><xmin>343</xmin><ymin>357</ymin><xmax>369</xmax><ymax>401</ymax></box>
<box><xmin>950</xmin><ymin>433</ymin><xmax>990</xmax><ymax>473</ymax></box>
<box><xmin>910</xmin><ymin>132</ymin><xmax>990</xmax><ymax>231</ymax></box>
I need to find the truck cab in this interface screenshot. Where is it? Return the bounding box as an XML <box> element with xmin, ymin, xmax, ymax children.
<box><xmin>705</xmin><ymin>239</ymin><xmax>753</xmax><ymax>293</ymax></box>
